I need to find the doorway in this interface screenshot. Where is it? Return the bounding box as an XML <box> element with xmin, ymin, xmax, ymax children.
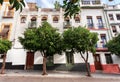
<box><xmin>25</xmin><ymin>52</ymin><xmax>34</xmax><ymax>70</ymax></box>
<box><xmin>93</xmin><ymin>54</ymin><xmax>102</xmax><ymax>70</ymax></box>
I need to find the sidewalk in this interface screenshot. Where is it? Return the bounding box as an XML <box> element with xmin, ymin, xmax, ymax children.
<box><xmin>0</xmin><ymin>70</ymin><xmax>120</xmax><ymax>79</ymax></box>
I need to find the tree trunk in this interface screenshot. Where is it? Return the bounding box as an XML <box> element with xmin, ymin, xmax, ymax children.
<box><xmin>0</xmin><ymin>54</ymin><xmax>6</xmax><ymax>74</ymax></box>
<box><xmin>42</xmin><ymin>55</ymin><xmax>48</xmax><ymax>75</ymax></box>
<box><xmin>85</xmin><ymin>61</ymin><xmax>91</xmax><ymax>77</ymax></box>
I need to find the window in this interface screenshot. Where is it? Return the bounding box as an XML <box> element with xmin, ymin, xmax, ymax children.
<box><xmin>28</xmin><ymin>17</ymin><xmax>37</xmax><ymax>28</ymax></box>
<box><xmin>112</xmin><ymin>26</ymin><xmax>117</xmax><ymax>33</ymax></box>
<box><xmin>21</xmin><ymin>17</ymin><xmax>26</xmax><ymax>23</ymax></box>
<box><xmin>109</xmin><ymin>14</ymin><xmax>114</xmax><ymax>20</ymax></box>
<box><xmin>97</xmin><ymin>16</ymin><xmax>104</xmax><ymax>29</ymax></box>
<box><xmin>116</xmin><ymin>14</ymin><xmax>120</xmax><ymax>20</ymax></box>
<box><xmin>0</xmin><ymin>25</ymin><xmax>10</xmax><ymax>39</ymax></box>
<box><xmin>105</xmin><ymin>54</ymin><xmax>113</xmax><ymax>64</ymax></box>
<box><xmin>74</xmin><ymin>17</ymin><xmax>80</xmax><ymax>23</ymax></box>
<box><xmin>64</xmin><ymin>17</ymin><xmax>71</xmax><ymax>29</ymax></box>
<box><xmin>3</xmin><ymin>5</ymin><xmax>14</xmax><ymax>18</ymax></box>
<box><xmin>66</xmin><ymin>52</ymin><xmax>74</xmax><ymax>64</ymax></box>
<box><xmin>100</xmin><ymin>34</ymin><xmax>107</xmax><ymax>48</ymax></box>
<box><xmin>41</xmin><ymin>16</ymin><xmax>47</xmax><ymax>22</ymax></box>
<box><xmin>87</xmin><ymin>16</ymin><xmax>94</xmax><ymax>28</ymax></box>
<box><xmin>53</xmin><ymin>16</ymin><xmax>58</xmax><ymax>23</ymax></box>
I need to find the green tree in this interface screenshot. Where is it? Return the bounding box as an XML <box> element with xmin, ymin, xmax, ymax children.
<box><xmin>62</xmin><ymin>0</ymin><xmax>80</xmax><ymax>17</ymax></box>
<box><xmin>63</xmin><ymin>27</ymin><xmax>98</xmax><ymax>77</ymax></box>
<box><xmin>106</xmin><ymin>34</ymin><xmax>120</xmax><ymax>57</ymax></box>
<box><xmin>19</xmin><ymin>28</ymin><xmax>40</xmax><ymax>69</ymax></box>
<box><xmin>0</xmin><ymin>39</ymin><xmax>12</xmax><ymax>74</ymax></box>
<box><xmin>19</xmin><ymin>28</ymin><xmax>39</xmax><ymax>52</ymax></box>
<box><xmin>54</xmin><ymin>1</ymin><xmax>61</xmax><ymax>10</ymax></box>
<box><xmin>0</xmin><ymin>0</ymin><xmax>25</xmax><ymax>12</ymax></box>
<box><xmin>37</xmin><ymin>22</ymin><xmax>63</xmax><ymax>75</ymax></box>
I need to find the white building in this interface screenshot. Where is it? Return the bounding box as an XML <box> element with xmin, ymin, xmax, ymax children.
<box><xmin>0</xmin><ymin>0</ymin><xmax>119</xmax><ymax>73</ymax></box>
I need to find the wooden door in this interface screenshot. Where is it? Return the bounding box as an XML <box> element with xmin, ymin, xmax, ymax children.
<box><xmin>25</xmin><ymin>52</ymin><xmax>34</xmax><ymax>70</ymax></box>
<box><xmin>93</xmin><ymin>54</ymin><xmax>102</xmax><ymax>70</ymax></box>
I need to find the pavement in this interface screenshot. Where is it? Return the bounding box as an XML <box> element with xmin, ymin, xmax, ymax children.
<box><xmin>0</xmin><ymin>69</ymin><xmax>120</xmax><ymax>79</ymax></box>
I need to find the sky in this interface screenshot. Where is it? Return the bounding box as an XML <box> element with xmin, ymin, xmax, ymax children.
<box><xmin>26</xmin><ymin>0</ymin><xmax>120</xmax><ymax>8</ymax></box>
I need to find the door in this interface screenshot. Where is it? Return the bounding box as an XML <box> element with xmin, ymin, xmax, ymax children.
<box><xmin>25</xmin><ymin>52</ymin><xmax>34</xmax><ymax>70</ymax></box>
<box><xmin>93</xmin><ymin>54</ymin><xmax>102</xmax><ymax>70</ymax></box>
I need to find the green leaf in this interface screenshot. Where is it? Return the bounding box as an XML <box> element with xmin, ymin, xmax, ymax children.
<box><xmin>20</xmin><ymin>0</ymin><xmax>25</xmax><ymax>7</ymax></box>
<box><xmin>9</xmin><ymin>0</ymin><xmax>14</xmax><ymax>5</ymax></box>
<box><xmin>0</xmin><ymin>0</ymin><xmax>3</xmax><ymax>5</ymax></box>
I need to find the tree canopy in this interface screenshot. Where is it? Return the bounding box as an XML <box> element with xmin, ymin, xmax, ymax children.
<box><xmin>37</xmin><ymin>22</ymin><xmax>63</xmax><ymax>56</ymax></box>
<box><xmin>106</xmin><ymin>34</ymin><xmax>120</xmax><ymax>57</ymax></box>
<box><xmin>19</xmin><ymin>28</ymin><xmax>40</xmax><ymax>52</ymax></box>
<box><xmin>62</xmin><ymin>0</ymin><xmax>80</xmax><ymax>17</ymax></box>
<box><xmin>0</xmin><ymin>39</ymin><xmax>12</xmax><ymax>54</ymax></box>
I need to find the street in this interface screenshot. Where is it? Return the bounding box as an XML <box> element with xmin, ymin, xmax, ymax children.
<box><xmin>0</xmin><ymin>75</ymin><xmax>119</xmax><ymax>82</ymax></box>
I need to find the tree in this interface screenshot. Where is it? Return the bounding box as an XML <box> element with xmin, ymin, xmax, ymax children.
<box><xmin>54</xmin><ymin>1</ymin><xmax>61</xmax><ymax>10</ymax></box>
<box><xmin>0</xmin><ymin>0</ymin><xmax>25</xmax><ymax>12</ymax></box>
<box><xmin>19</xmin><ymin>28</ymin><xmax>39</xmax><ymax>52</ymax></box>
<box><xmin>37</xmin><ymin>22</ymin><xmax>63</xmax><ymax>75</ymax></box>
<box><xmin>19</xmin><ymin>28</ymin><xmax>40</xmax><ymax>69</ymax></box>
<box><xmin>0</xmin><ymin>39</ymin><xmax>12</xmax><ymax>74</ymax></box>
<box><xmin>63</xmin><ymin>27</ymin><xmax>98</xmax><ymax>77</ymax></box>
<box><xmin>106</xmin><ymin>34</ymin><xmax>120</xmax><ymax>57</ymax></box>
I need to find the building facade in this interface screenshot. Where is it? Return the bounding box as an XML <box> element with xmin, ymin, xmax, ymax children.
<box><xmin>0</xmin><ymin>0</ymin><xmax>119</xmax><ymax>73</ymax></box>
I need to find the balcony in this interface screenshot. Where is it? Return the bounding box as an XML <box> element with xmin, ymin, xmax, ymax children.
<box><xmin>28</xmin><ymin>21</ymin><xmax>37</xmax><ymax>29</ymax></box>
<box><xmin>3</xmin><ymin>11</ymin><xmax>14</xmax><ymax>18</ymax></box>
<box><xmin>80</xmin><ymin>0</ymin><xmax>103</xmax><ymax>8</ymax></box>
<box><xmin>87</xmin><ymin>23</ymin><xmax>106</xmax><ymax>30</ymax></box>
<box><xmin>87</xmin><ymin>23</ymin><xmax>94</xmax><ymax>29</ymax></box>
<box><xmin>97</xmin><ymin>23</ymin><xmax>104</xmax><ymax>29</ymax></box>
<box><xmin>63</xmin><ymin>22</ymin><xmax>72</xmax><ymax>29</ymax></box>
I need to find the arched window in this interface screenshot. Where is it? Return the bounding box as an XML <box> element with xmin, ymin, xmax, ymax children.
<box><xmin>41</xmin><ymin>16</ymin><xmax>47</xmax><ymax>22</ymax></box>
<box><xmin>74</xmin><ymin>17</ymin><xmax>80</xmax><ymax>23</ymax></box>
<box><xmin>21</xmin><ymin>17</ymin><xmax>26</xmax><ymax>23</ymax></box>
<box><xmin>53</xmin><ymin>16</ymin><xmax>58</xmax><ymax>23</ymax></box>
<box><xmin>64</xmin><ymin>17</ymin><xmax>70</xmax><ymax>22</ymax></box>
<box><xmin>31</xmin><ymin>17</ymin><xmax>37</xmax><ymax>21</ymax></box>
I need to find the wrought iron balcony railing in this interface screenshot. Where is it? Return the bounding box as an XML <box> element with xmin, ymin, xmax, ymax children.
<box><xmin>63</xmin><ymin>22</ymin><xmax>72</xmax><ymax>29</ymax></box>
<box><xmin>28</xmin><ymin>21</ymin><xmax>37</xmax><ymax>29</ymax></box>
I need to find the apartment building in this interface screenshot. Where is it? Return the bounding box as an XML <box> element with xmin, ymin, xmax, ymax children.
<box><xmin>0</xmin><ymin>0</ymin><xmax>119</xmax><ymax>73</ymax></box>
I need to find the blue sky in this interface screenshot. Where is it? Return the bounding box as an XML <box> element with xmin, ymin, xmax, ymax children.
<box><xmin>26</xmin><ymin>0</ymin><xmax>120</xmax><ymax>8</ymax></box>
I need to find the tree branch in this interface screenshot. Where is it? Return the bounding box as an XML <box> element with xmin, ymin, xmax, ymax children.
<box><xmin>80</xmin><ymin>52</ymin><xmax>86</xmax><ymax>62</ymax></box>
<box><xmin>86</xmin><ymin>51</ymin><xmax>89</xmax><ymax>62</ymax></box>
<box><xmin>40</xmin><ymin>51</ymin><xmax>44</xmax><ymax>57</ymax></box>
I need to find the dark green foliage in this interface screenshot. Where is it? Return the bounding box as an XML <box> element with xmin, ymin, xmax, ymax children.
<box><xmin>62</xmin><ymin>0</ymin><xmax>80</xmax><ymax>18</ymax></box>
<box><xmin>106</xmin><ymin>34</ymin><xmax>120</xmax><ymax>56</ymax></box>
<box><xmin>37</xmin><ymin>22</ymin><xmax>63</xmax><ymax>56</ymax></box>
<box><xmin>0</xmin><ymin>39</ymin><xmax>12</xmax><ymax>54</ymax></box>
<box><xmin>19</xmin><ymin>28</ymin><xmax>40</xmax><ymax>52</ymax></box>
<box><xmin>63</xmin><ymin>26</ymin><xmax>98</xmax><ymax>54</ymax></box>
<box><xmin>0</xmin><ymin>0</ymin><xmax>25</xmax><ymax>12</ymax></box>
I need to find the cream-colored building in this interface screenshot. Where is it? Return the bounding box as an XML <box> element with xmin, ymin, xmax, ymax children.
<box><xmin>0</xmin><ymin>0</ymin><xmax>119</xmax><ymax>73</ymax></box>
